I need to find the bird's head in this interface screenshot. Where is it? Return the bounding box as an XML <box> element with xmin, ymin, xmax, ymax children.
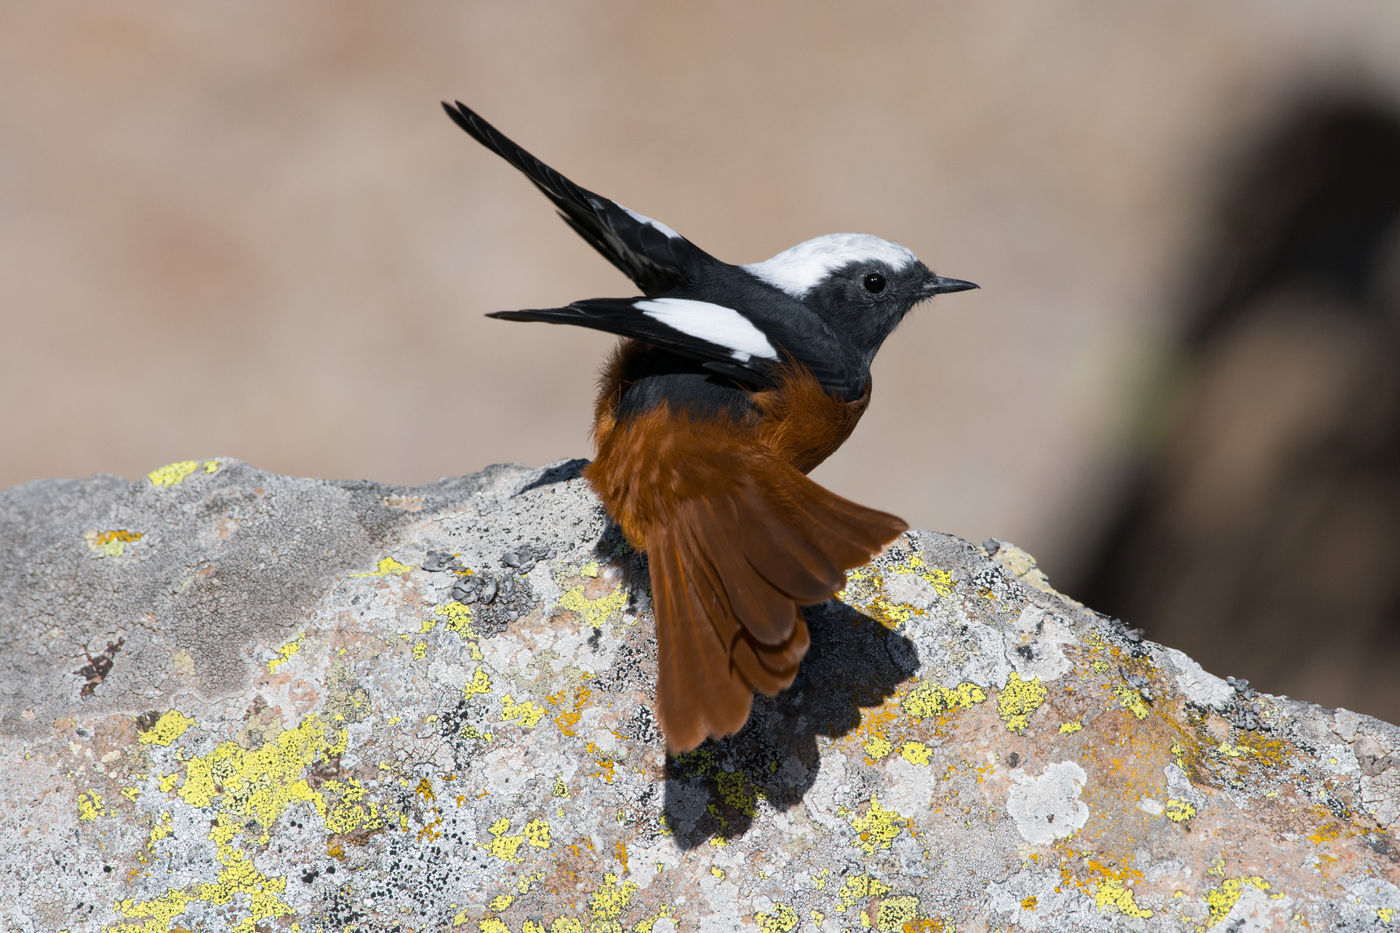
<box><xmin>745</xmin><ymin>233</ymin><xmax>976</xmax><ymax>368</ymax></box>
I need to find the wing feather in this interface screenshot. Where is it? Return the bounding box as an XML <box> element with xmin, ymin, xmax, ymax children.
<box><xmin>443</xmin><ymin>101</ymin><xmax>715</xmax><ymax>295</ymax></box>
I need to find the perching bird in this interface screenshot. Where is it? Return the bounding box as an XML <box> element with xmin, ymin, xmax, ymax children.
<box><xmin>443</xmin><ymin>101</ymin><xmax>976</xmax><ymax>753</ymax></box>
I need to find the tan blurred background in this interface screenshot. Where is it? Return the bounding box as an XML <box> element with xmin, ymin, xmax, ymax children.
<box><xmin>4</xmin><ymin>4</ymin><xmax>1399</xmax><ymax>719</ymax></box>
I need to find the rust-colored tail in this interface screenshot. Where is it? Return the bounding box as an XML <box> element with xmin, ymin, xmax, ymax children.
<box><xmin>647</xmin><ymin>467</ymin><xmax>907</xmax><ymax>752</ymax></box>
<box><xmin>585</xmin><ymin>407</ymin><xmax>907</xmax><ymax>754</ymax></box>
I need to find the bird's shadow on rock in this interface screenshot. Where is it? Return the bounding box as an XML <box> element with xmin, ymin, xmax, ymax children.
<box><xmin>590</xmin><ymin>521</ymin><xmax>652</xmax><ymax>606</ymax></box>
<box><xmin>661</xmin><ymin>599</ymin><xmax>920</xmax><ymax>849</ymax></box>
<box><xmin>582</xmin><ymin>515</ymin><xmax>921</xmax><ymax>848</ymax></box>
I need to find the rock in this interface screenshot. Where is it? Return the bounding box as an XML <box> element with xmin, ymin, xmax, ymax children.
<box><xmin>0</xmin><ymin>458</ymin><xmax>1396</xmax><ymax>931</ymax></box>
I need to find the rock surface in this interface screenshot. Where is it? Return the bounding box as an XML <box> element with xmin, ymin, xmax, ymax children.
<box><xmin>1</xmin><ymin>458</ymin><xmax>1397</xmax><ymax>932</ymax></box>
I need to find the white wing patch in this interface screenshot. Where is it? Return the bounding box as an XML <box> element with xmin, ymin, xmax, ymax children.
<box><xmin>744</xmin><ymin>233</ymin><xmax>919</xmax><ymax>298</ymax></box>
<box><xmin>620</xmin><ymin>205</ymin><xmax>681</xmax><ymax>240</ymax></box>
<box><xmin>636</xmin><ymin>298</ymin><xmax>779</xmax><ymax>363</ymax></box>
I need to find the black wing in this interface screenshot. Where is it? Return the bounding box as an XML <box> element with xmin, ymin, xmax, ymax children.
<box><xmin>491</xmin><ymin>299</ymin><xmax>789</xmax><ymax>387</ymax></box>
<box><xmin>490</xmin><ymin>297</ymin><xmax>860</xmax><ymax>396</ymax></box>
<box><xmin>443</xmin><ymin>101</ymin><xmax>717</xmax><ymax>296</ymax></box>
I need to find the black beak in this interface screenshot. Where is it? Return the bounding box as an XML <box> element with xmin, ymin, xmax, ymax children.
<box><xmin>922</xmin><ymin>275</ymin><xmax>979</xmax><ymax>296</ymax></box>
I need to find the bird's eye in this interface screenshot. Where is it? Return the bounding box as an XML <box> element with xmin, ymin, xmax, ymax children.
<box><xmin>863</xmin><ymin>272</ymin><xmax>887</xmax><ymax>294</ymax></box>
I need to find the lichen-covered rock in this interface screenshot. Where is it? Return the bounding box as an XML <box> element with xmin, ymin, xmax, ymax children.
<box><xmin>1</xmin><ymin>458</ymin><xmax>1397</xmax><ymax>932</ymax></box>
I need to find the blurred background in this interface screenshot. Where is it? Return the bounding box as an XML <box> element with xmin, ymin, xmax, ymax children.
<box><xmin>3</xmin><ymin>4</ymin><xmax>1398</xmax><ymax>720</ymax></box>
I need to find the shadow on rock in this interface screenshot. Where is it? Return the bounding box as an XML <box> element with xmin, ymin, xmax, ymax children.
<box><xmin>662</xmin><ymin>600</ymin><xmax>919</xmax><ymax>849</ymax></box>
<box><xmin>513</xmin><ymin>458</ymin><xmax>588</xmax><ymax>495</ymax></box>
<box><xmin>590</xmin><ymin>522</ymin><xmax>652</xmax><ymax>614</ymax></box>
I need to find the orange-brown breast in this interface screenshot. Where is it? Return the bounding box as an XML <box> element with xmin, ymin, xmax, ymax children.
<box><xmin>751</xmin><ymin>364</ymin><xmax>871</xmax><ymax>475</ymax></box>
<box><xmin>590</xmin><ymin>340</ymin><xmax>871</xmax><ymax>479</ymax></box>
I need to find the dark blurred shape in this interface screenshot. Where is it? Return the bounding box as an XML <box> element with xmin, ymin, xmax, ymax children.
<box><xmin>1071</xmin><ymin>93</ymin><xmax>1400</xmax><ymax>720</ymax></box>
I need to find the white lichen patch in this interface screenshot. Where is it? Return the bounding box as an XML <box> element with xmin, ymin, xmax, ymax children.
<box><xmin>881</xmin><ymin>571</ymin><xmax>942</xmax><ymax>613</ymax></box>
<box><xmin>1138</xmin><ymin>797</ymin><xmax>1165</xmax><ymax>816</ymax></box>
<box><xmin>1004</xmin><ymin>606</ymin><xmax>1075</xmax><ymax>681</ymax></box>
<box><xmin>1162</xmin><ymin>648</ymin><xmax>1235</xmax><ymax>709</ymax></box>
<box><xmin>987</xmin><ymin>869</ymin><xmax>1084</xmax><ymax>931</ymax></box>
<box><xmin>1006</xmin><ymin>761</ymin><xmax>1089</xmax><ymax>845</ymax></box>
<box><xmin>880</xmin><ymin>757</ymin><xmax>937</xmax><ymax>816</ymax></box>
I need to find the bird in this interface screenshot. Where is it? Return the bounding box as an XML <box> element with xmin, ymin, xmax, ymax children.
<box><xmin>442</xmin><ymin>100</ymin><xmax>977</xmax><ymax>754</ymax></box>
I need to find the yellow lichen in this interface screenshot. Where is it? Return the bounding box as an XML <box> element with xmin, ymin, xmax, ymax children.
<box><xmin>714</xmin><ymin>768</ymin><xmax>759</xmax><ymax>817</ymax></box>
<box><xmin>113</xmin><ymin>812</ymin><xmax>294</xmax><ymax>933</ymax></box>
<box><xmin>997</xmin><ymin>672</ymin><xmax>1046</xmax><ymax>734</ymax></box>
<box><xmin>146</xmin><ymin>810</ymin><xmax>174</xmax><ymax>851</ymax></box>
<box><xmin>500</xmin><ymin>695</ymin><xmax>545</xmax><ymax>729</ymax></box>
<box><xmin>463</xmin><ymin>668</ymin><xmax>491</xmax><ymax>699</ymax></box>
<box><xmin>77</xmin><ymin>790</ymin><xmax>105</xmax><ymax>821</ymax></box>
<box><xmin>176</xmin><ymin>713</ymin><xmax>347</xmax><ymax>829</ymax></box>
<box><xmin>1200</xmin><ymin>876</ymin><xmax>1271</xmax><ymax>930</ymax></box>
<box><xmin>111</xmin><ymin>889</ymin><xmax>195</xmax><ymax>932</ymax></box>
<box><xmin>588</xmin><ymin>872</ymin><xmax>639</xmax><ymax>921</ymax></box>
<box><xmin>893</xmin><ymin>554</ymin><xmax>954</xmax><ymax>597</ymax></box>
<box><xmin>559</xmin><ymin>582</ymin><xmax>628</xmax><ymax>628</ymax></box>
<box><xmin>484</xmin><ymin>818</ymin><xmax>525</xmax><ymax>862</ymax></box>
<box><xmin>322</xmin><ymin>779</ymin><xmax>383</xmax><ymax>835</ymax></box>
<box><xmin>350</xmin><ymin>556</ymin><xmax>415</xmax><ymax>578</ymax></box>
<box><xmin>523</xmin><ymin>818</ymin><xmax>551</xmax><ymax>849</ymax></box>
<box><xmin>836</xmin><ymin>874</ymin><xmax>892</xmax><ymax>912</ymax></box>
<box><xmin>1164</xmin><ymin>798</ymin><xmax>1196</xmax><ymax>822</ymax></box>
<box><xmin>899</xmin><ymin>741</ymin><xmax>932</xmax><ymax>766</ymax></box>
<box><xmin>138</xmin><ymin>710</ymin><xmax>196</xmax><ymax>746</ymax></box>
<box><xmin>84</xmin><ymin>529</ymin><xmax>142</xmax><ymax>557</ymax></box>
<box><xmin>1094</xmin><ymin>877</ymin><xmax>1153</xmax><ymax>918</ymax></box>
<box><xmin>266</xmin><ymin>636</ymin><xmax>302</xmax><ymax>675</ymax></box>
<box><xmin>439</xmin><ymin>601</ymin><xmax>478</xmax><ymax>640</ymax></box>
<box><xmin>756</xmin><ymin>903</ymin><xmax>798</xmax><ymax>932</ymax></box>
<box><xmin>852</xmin><ymin>795</ymin><xmax>905</xmax><ymax>854</ymax></box>
<box><xmin>1113</xmin><ymin>683</ymin><xmax>1151</xmax><ymax>720</ymax></box>
<box><xmin>634</xmin><ymin>905</ymin><xmax>676</xmax><ymax>933</ymax></box>
<box><xmin>147</xmin><ymin>460</ymin><xmax>199</xmax><ymax>487</ymax></box>
<box><xmin>1059</xmin><ymin>720</ymin><xmax>1084</xmax><ymax>734</ymax></box>
<box><xmin>864</xmin><ymin>733</ymin><xmax>893</xmax><ymax>761</ymax></box>
<box><xmin>901</xmin><ymin>681</ymin><xmax>987</xmax><ymax>721</ymax></box>
<box><xmin>876</xmin><ymin>895</ymin><xmax>920</xmax><ymax>931</ymax></box>
<box><xmin>877</xmin><ymin>597</ymin><xmax>916</xmax><ymax>626</ymax></box>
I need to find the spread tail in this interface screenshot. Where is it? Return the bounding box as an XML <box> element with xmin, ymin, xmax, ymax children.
<box><xmin>642</xmin><ymin>465</ymin><xmax>907</xmax><ymax>753</ymax></box>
